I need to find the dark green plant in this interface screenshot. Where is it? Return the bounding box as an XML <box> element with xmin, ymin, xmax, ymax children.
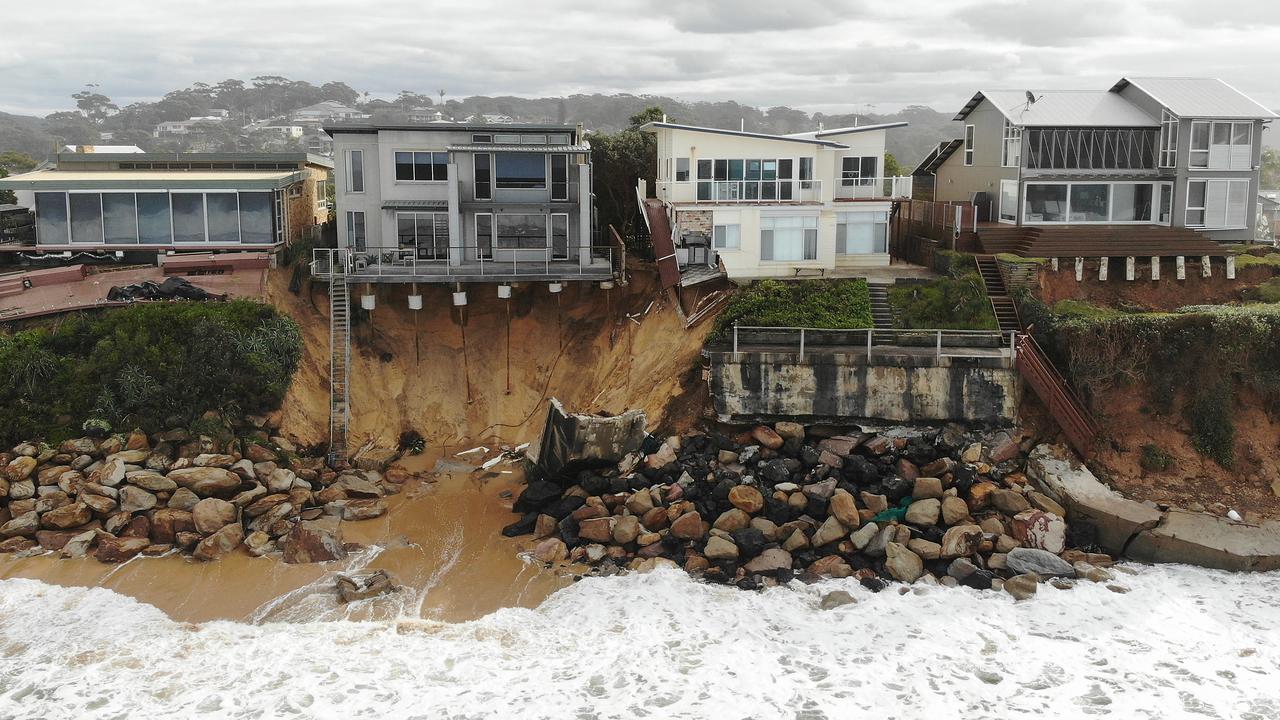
<box><xmin>1139</xmin><ymin>444</ymin><xmax>1174</xmax><ymax>472</ymax></box>
<box><xmin>712</xmin><ymin>279</ymin><xmax>873</xmax><ymax>339</ymax></box>
<box><xmin>887</xmin><ymin>272</ymin><xmax>997</xmax><ymax>330</ymax></box>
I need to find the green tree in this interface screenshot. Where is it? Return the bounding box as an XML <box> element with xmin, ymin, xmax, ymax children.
<box><xmin>629</xmin><ymin>106</ymin><xmax>665</xmax><ymax>127</ymax></box>
<box><xmin>884</xmin><ymin>153</ymin><xmax>906</xmax><ymax>178</ymax></box>
<box><xmin>1262</xmin><ymin>148</ymin><xmax>1280</xmax><ymax>191</ymax></box>
<box><xmin>0</xmin><ymin>152</ymin><xmax>35</xmax><ymax>204</ymax></box>
<box><xmin>0</xmin><ymin>169</ymin><xmax>14</xmax><ymax>205</ymax></box>
<box><xmin>72</xmin><ymin>85</ymin><xmax>118</xmax><ymax>125</ymax></box>
<box><xmin>590</xmin><ymin>107</ymin><xmax>664</xmax><ymax>255</ymax></box>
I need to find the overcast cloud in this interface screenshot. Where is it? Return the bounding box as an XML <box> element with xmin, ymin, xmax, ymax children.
<box><xmin>1</xmin><ymin>0</ymin><xmax>1277</xmax><ymax>117</ymax></box>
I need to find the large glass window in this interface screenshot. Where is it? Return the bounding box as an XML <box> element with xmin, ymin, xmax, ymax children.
<box><xmin>495</xmin><ymin>153</ymin><xmax>546</xmax><ymax>189</ymax></box>
<box><xmin>395</xmin><ymin>151</ymin><xmax>448</xmax><ymax>181</ymax></box>
<box><xmin>206</xmin><ymin>193</ymin><xmax>240</xmax><ymax>243</ymax></box>
<box><xmin>1187</xmin><ymin>179</ymin><xmax>1250</xmax><ymax>228</ymax></box>
<box><xmin>551</xmin><ymin>213</ymin><xmax>569</xmax><ymax>259</ymax></box>
<box><xmin>675</xmin><ymin>158</ymin><xmax>690</xmax><ymax>182</ymax></box>
<box><xmin>496</xmin><ymin>214</ymin><xmax>548</xmax><ymax>249</ymax></box>
<box><xmin>1002</xmin><ymin>120</ymin><xmax>1022</xmax><ymax>168</ymax></box>
<box><xmin>760</xmin><ymin>216</ymin><xmax>818</xmax><ymax>261</ymax></box>
<box><xmin>238</xmin><ymin>192</ymin><xmax>274</xmax><ymax>244</ymax></box>
<box><xmin>346</xmin><ymin>211</ymin><xmax>365</xmax><ymax>251</ymax></box>
<box><xmin>101</xmin><ymin>193</ymin><xmax>138</xmax><ymax>244</ymax></box>
<box><xmin>550</xmin><ymin>154</ymin><xmax>569</xmax><ymax>200</ymax></box>
<box><xmin>1159</xmin><ymin>110</ymin><xmax>1179</xmax><ymax>168</ymax></box>
<box><xmin>348</xmin><ymin>150</ymin><xmax>364</xmax><ymax>193</ymax></box>
<box><xmin>1069</xmin><ymin>184</ymin><xmax>1110</xmax><ymax>222</ymax></box>
<box><xmin>1190</xmin><ymin>120</ymin><xmax>1253</xmax><ymax>170</ymax></box>
<box><xmin>1024</xmin><ymin>127</ymin><xmax>1158</xmax><ymax>170</ymax></box>
<box><xmin>171</xmin><ymin>194</ymin><xmax>206</xmax><ymax>243</ymax></box>
<box><xmin>1111</xmin><ymin>183</ymin><xmax>1154</xmax><ymax>222</ymax></box>
<box><xmin>397</xmin><ymin>212</ymin><xmax>449</xmax><ymax>259</ymax></box>
<box><xmin>1023</xmin><ymin>184</ymin><xmax>1069</xmax><ymax>223</ymax></box>
<box><xmin>836</xmin><ymin>211</ymin><xmax>889</xmax><ymax>254</ymax></box>
<box><xmin>137</xmin><ymin>193</ymin><xmax>171</xmax><ymax>245</ymax></box>
<box><xmin>35</xmin><ymin>192</ymin><xmax>68</xmax><ymax>244</ymax></box>
<box><xmin>963</xmin><ymin>124</ymin><xmax>975</xmax><ymax>166</ymax></box>
<box><xmin>841</xmin><ymin>157</ymin><xmax>877</xmax><ymax>186</ymax></box>
<box><xmin>999</xmin><ymin>180</ymin><xmax>1019</xmax><ymax>223</ymax></box>
<box><xmin>476</xmin><ymin>213</ymin><xmax>494</xmax><ymax>259</ymax></box>
<box><xmin>69</xmin><ymin>193</ymin><xmax>104</xmax><ymax>244</ymax></box>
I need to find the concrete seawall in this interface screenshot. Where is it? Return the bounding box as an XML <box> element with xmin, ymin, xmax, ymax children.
<box><xmin>707</xmin><ymin>350</ymin><xmax>1020</xmax><ymax>425</ymax></box>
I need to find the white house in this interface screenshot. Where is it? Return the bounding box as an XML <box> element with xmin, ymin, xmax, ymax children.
<box><xmin>641</xmin><ymin>120</ymin><xmax>910</xmax><ymax>281</ymax></box>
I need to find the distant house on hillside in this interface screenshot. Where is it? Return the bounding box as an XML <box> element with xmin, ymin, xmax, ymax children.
<box><xmin>0</xmin><ymin>152</ymin><xmax>332</xmax><ymax>261</ymax></box>
<box><xmin>292</xmin><ymin>101</ymin><xmax>367</xmax><ymax>126</ymax></box>
<box><xmin>62</xmin><ymin>145</ymin><xmax>144</xmax><ymax>154</ymax></box>
<box><xmin>914</xmin><ymin>77</ymin><xmax>1276</xmax><ymax>245</ymax></box>
<box><xmin>639</xmin><ymin>119</ymin><xmax>911</xmax><ymax>283</ymax></box>
<box><xmin>154</xmin><ymin>116</ymin><xmax>228</xmax><ymax>137</ymax></box>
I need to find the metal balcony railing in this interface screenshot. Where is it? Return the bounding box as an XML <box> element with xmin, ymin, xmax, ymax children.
<box><xmin>657</xmin><ymin>179</ymin><xmax>824</xmax><ymax>204</ymax></box>
<box><xmin>833</xmin><ymin>176</ymin><xmax>913</xmax><ymax>200</ymax></box>
<box><xmin>311</xmin><ymin>245</ymin><xmax>616</xmax><ymax>280</ymax></box>
<box><xmin>727</xmin><ymin>325</ymin><xmax>1017</xmax><ymax>363</ymax></box>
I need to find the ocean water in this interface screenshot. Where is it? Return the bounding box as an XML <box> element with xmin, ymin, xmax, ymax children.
<box><xmin>1</xmin><ymin>565</ymin><xmax>1278</xmax><ymax>720</ymax></box>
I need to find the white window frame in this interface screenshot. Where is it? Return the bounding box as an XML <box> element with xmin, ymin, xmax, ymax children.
<box><xmin>1159</xmin><ymin>110</ymin><xmax>1179</xmax><ymax>168</ymax></box>
<box><xmin>712</xmin><ymin>223</ymin><xmax>740</xmax><ymax>250</ymax></box>
<box><xmin>550</xmin><ymin>212</ymin><xmax>570</xmax><ymax>260</ymax></box>
<box><xmin>759</xmin><ymin>214</ymin><xmax>819</xmax><ymax>262</ymax></box>
<box><xmin>1021</xmin><ymin>181</ymin><xmax>1162</xmax><ymax>225</ymax></box>
<box><xmin>393</xmin><ymin>150</ymin><xmax>449</xmax><ymax>183</ymax></box>
<box><xmin>346</xmin><ymin>210</ymin><xmax>366</xmax><ymax>251</ymax></box>
<box><xmin>395</xmin><ymin>211</ymin><xmax>450</xmax><ymax>259</ymax></box>
<box><xmin>963</xmin><ymin>124</ymin><xmax>975</xmax><ymax>166</ymax></box>
<box><xmin>840</xmin><ymin>156</ymin><xmax>878</xmax><ymax>187</ymax></box>
<box><xmin>1001</xmin><ymin>120</ymin><xmax>1022</xmax><ymax>168</ymax></box>
<box><xmin>835</xmin><ymin>211</ymin><xmax>888</xmax><ymax>255</ymax></box>
<box><xmin>347</xmin><ymin>149</ymin><xmax>364</xmax><ymax>193</ymax></box>
<box><xmin>1185</xmin><ymin>178</ymin><xmax>1250</xmax><ymax>229</ymax></box>
<box><xmin>1189</xmin><ymin>120</ymin><xmax>1253</xmax><ymax>170</ymax></box>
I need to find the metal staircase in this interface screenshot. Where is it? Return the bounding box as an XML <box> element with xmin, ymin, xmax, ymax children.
<box><xmin>327</xmin><ymin>250</ymin><xmax>351</xmax><ymax>464</ymax></box>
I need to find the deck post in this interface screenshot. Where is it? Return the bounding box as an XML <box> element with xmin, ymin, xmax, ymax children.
<box><xmin>1177</xmin><ymin>256</ymin><xmax>1186</xmax><ymax>280</ymax></box>
<box><xmin>935</xmin><ymin>330</ymin><xmax>942</xmax><ymax>361</ymax></box>
<box><xmin>733</xmin><ymin>323</ymin><xmax>739</xmax><ymax>360</ymax></box>
<box><xmin>1201</xmin><ymin>255</ymin><xmax>1212</xmax><ymax>278</ymax></box>
<box><xmin>1125</xmin><ymin>256</ymin><xmax>1135</xmax><ymax>281</ymax></box>
<box><xmin>1098</xmin><ymin>257</ymin><xmax>1108</xmax><ymax>281</ymax></box>
<box><xmin>1226</xmin><ymin>255</ymin><xmax>1236</xmax><ymax>279</ymax></box>
<box><xmin>1151</xmin><ymin>257</ymin><xmax>1160</xmax><ymax>281</ymax></box>
<box><xmin>799</xmin><ymin>328</ymin><xmax>806</xmax><ymax>361</ymax></box>
<box><xmin>1051</xmin><ymin>257</ymin><xmax>1059</xmax><ymax>272</ymax></box>
<box><xmin>1074</xmin><ymin>257</ymin><xmax>1083</xmax><ymax>282</ymax></box>
<box><xmin>866</xmin><ymin>328</ymin><xmax>872</xmax><ymax>362</ymax></box>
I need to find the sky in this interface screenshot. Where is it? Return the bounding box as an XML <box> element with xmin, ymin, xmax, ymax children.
<box><xmin>2</xmin><ymin>0</ymin><xmax>1279</xmax><ymax>117</ymax></box>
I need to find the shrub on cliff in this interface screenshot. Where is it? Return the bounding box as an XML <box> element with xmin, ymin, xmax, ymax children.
<box><xmin>887</xmin><ymin>272</ymin><xmax>998</xmax><ymax>330</ymax></box>
<box><xmin>0</xmin><ymin>300</ymin><xmax>301</xmax><ymax>445</ymax></box>
<box><xmin>712</xmin><ymin>279</ymin><xmax>872</xmax><ymax>338</ymax></box>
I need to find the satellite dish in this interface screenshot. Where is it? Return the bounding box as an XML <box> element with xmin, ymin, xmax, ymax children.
<box><xmin>1026</xmin><ymin>91</ymin><xmax>1037</xmax><ymax>105</ymax></box>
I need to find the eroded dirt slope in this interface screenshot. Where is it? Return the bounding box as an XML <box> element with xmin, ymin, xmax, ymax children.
<box><xmin>268</xmin><ymin>264</ymin><xmax>713</xmax><ymax>450</ymax></box>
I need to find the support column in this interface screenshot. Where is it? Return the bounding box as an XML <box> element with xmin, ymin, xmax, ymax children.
<box><xmin>1151</xmin><ymin>257</ymin><xmax>1160</xmax><ymax>281</ymax></box>
<box><xmin>1201</xmin><ymin>255</ymin><xmax>1212</xmax><ymax>278</ymax></box>
<box><xmin>1075</xmin><ymin>257</ymin><xmax>1084</xmax><ymax>282</ymax></box>
<box><xmin>1098</xmin><ymin>257</ymin><xmax>1108</xmax><ymax>281</ymax></box>
<box><xmin>579</xmin><ymin>160</ymin><xmax>593</xmax><ymax>269</ymax></box>
<box><xmin>447</xmin><ymin>162</ymin><xmax>462</xmax><ymax>267</ymax></box>
<box><xmin>1226</xmin><ymin>255</ymin><xmax>1236</xmax><ymax>280</ymax></box>
<box><xmin>1176</xmin><ymin>256</ymin><xmax>1186</xmax><ymax>280</ymax></box>
<box><xmin>1125</xmin><ymin>256</ymin><xmax>1135</xmax><ymax>281</ymax></box>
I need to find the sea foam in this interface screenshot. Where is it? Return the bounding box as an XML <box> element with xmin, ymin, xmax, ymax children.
<box><xmin>1</xmin><ymin>565</ymin><xmax>1278</xmax><ymax>719</ymax></box>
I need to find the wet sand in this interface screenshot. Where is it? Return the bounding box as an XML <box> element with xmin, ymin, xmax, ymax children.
<box><xmin>0</xmin><ymin>452</ymin><xmax>571</xmax><ymax>624</ymax></box>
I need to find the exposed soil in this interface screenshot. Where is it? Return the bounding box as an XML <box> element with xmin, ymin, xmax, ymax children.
<box><xmin>268</xmin><ymin>263</ymin><xmax>714</xmax><ymax>452</ymax></box>
<box><xmin>1035</xmin><ymin>262</ymin><xmax>1278</xmax><ymax>311</ymax></box>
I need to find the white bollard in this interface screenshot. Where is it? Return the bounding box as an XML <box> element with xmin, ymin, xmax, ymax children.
<box><xmin>1226</xmin><ymin>255</ymin><xmax>1236</xmax><ymax>280</ymax></box>
<box><xmin>1126</xmin><ymin>256</ymin><xmax>1135</xmax><ymax>281</ymax></box>
<box><xmin>1098</xmin><ymin>258</ymin><xmax>1108</xmax><ymax>281</ymax></box>
<box><xmin>497</xmin><ymin>284</ymin><xmax>512</xmax><ymax>299</ymax></box>
<box><xmin>360</xmin><ymin>294</ymin><xmax>376</xmax><ymax>310</ymax></box>
<box><xmin>408</xmin><ymin>294</ymin><xmax>423</xmax><ymax>310</ymax></box>
<box><xmin>452</xmin><ymin>291</ymin><xmax>468</xmax><ymax>306</ymax></box>
<box><xmin>1201</xmin><ymin>255</ymin><xmax>1212</xmax><ymax>278</ymax></box>
<box><xmin>1051</xmin><ymin>257</ymin><xmax>1059</xmax><ymax>272</ymax></box>
<box><xmin>548</xmin><ymin>282</ymin><xmax>563</xmax><ymax>294</ymax></box>
<box><xmin>1075</xmin><ymin>257</ymin><xmax>1084</xmax><ymax>282</ymax></box>
<box><xmin>1151</xmin><ymin>257</ymin><xmax>1160</xmax><ymax>281</ymax></box>
<box><xmin>1176</xmin><ymin>256</ymin><xmax>1186</xmax><ymax>280</ymax></box>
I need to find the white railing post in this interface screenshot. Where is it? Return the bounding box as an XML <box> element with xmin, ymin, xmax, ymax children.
<box><xmin>1009</xmin><ymin>331</ymin><xmax>1017</xmax><ymax>363</ymax></box>
<box><xmin>799</xmin><ymin>328</ymin><xmax>806</xmax><ymax>361</ymax></box>
<box><xmin>733</xmin><ymin>323</ymin><xmax>739</xmax><ymax>360</ymax></box>
<box><xmin>866</xmin><ymin>328</ymin><xmax>872</xmax><ymax>362</ymax></box>
<box><xmin>936</xmin><ymin>330</ymin><xmax>942</xmax><ymax>360</ymax></box>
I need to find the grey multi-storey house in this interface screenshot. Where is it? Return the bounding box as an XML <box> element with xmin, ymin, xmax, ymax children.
<box><xmin>914</xmin><ymin>77</ymin><xmax>1276</xmax><ymax>244</ymax></box>
<box><xmin>322</xmin><ymin>122</ymin><xmax>611</xmax><ymax>283</ymax></box>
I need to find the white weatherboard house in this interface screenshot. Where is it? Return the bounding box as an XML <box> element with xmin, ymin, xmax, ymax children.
<box><xmin>642</xmin><ymin>120</ymin><xmax>911</xmax><ymax>281</ymax></box>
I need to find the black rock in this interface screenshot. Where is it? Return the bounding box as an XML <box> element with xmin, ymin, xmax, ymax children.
<box><xmin>578</xmin><ymin>473</ymin><xmax>610</xmax><ymax>496</ymax></box>
<box><xmin>710</xmin><ymin>433</ymin><xmax>738</xmax><ymax>451</ymax></box>
<box><xmin>758</xmin><ymin>460</ymin><xmax>791</xmax><ymax>486</ymax></box>
<box><xmin>712</xmin><ymin>479</ymin><xmax>737</xmax><ymax>503</ymax></box>
<box><xmin>736</xmin><ymin>576</ymin><xmax>761</xmax><ymax>591</ymax></box>
<box><xmin>860</xmin><ymin>576</ymin><xmax>888</xmax><ymax>593</ymax></box>
<box><xmin>558</xmin><ymin>515</ymin><xmax>580</xmax><ymax>546</ymax></box>
<box><xmin>959</xmin><ymin>569</ymin><xmax>995</xmax><ymax>590</ymax></box>
<box><xmin>764</xmin><ymin>498</ymin><xmax>793</xmax><ymax>526</ymax></box>
<box><xmin>921</xmin><ymin>525</ymin><xmax>945</xmax><ymax>544</ymax></box>
<box><xmin>904</xmin><ymin>440</ymin><xmax>935</xmax><ymax>466</ymax></box>
<box><xmin>501</xmin><ymin>512</ymin><xmax>539</xmax><ymax>537</ymax></box>
<box><xmin>513</xmin><ymin>479</ymin><xmax>562</xmax><ymax>514</ymax></box>
<box><xmin>731</xmin><ymin>527</ymin><xmax>767</xmax><ymax>558</ymax></box>
<box><xmin>841</xmin><ymin>456</ymin><xmax>880</xmax><ymax>485</ymax></box>
<box><xmin>881</xmin><ymin>475</ymin><xmax>914</xmax><ymax>501</ymax></box>
<box><xmin>543</xmin><ymin>494</ymin><xmax>586</xmax><ymax>520</ymax></box>
<box><xmin>608</xmin><ymin>477</ymin><xmax>632</xmax><ymax>494</ymax></box>
<box><xmin>798</xmin><ymin>445</ymin><xmax>821</xmax><ymax>467</ymax></box>
<box><xmin>628</xmin><ymin>474</ymin><xmax>654</xmax><ymax>491</ymax></box>
<box><xmin>804</xmin><ymin>497</ymin><xmax>828</xmax><ymax>517</ymax></box>
<box><xmin>951</xmin><ymin>465</ymin><xmax>977</xmax><ymax>494</ymax></box>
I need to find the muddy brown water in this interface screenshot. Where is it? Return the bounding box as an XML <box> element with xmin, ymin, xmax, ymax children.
<box><xmin>0</xmin><ymin>452</ymin><xmax>570</xmax><ymax>624</ymax></box>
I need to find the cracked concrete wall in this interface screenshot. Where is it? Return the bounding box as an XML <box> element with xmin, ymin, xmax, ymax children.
<box><xmin>708</xmin><ymin>351</ymin><xmax>1019</xmax><ymax>426</ymax></box>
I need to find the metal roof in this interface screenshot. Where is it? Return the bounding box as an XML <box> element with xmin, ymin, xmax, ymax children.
<box><xmin>639</xmin><ymin>121</ymin><xmax>849</xmax><ymax>148</ymax></box>
<box><xmin>0</xmin><ymin>169</ymin><xmax>307</xmax><ymax>191</ymax></box>
<box><xmin>910</xmin><ymin>139</ymin><xmax>963</xmax><ymax>176</ymax></box>
<box><xmin>956</xmin><ymin>91</ymin><xmax>1158</xmax><ymax>127</ymax></box>
<box><xmin>446</xmin><ymin>144</ymin><xmax>590</xmax><ymax>153</ymax></box>
<box><xmin>796</xmin><ymin>122</ymin><xmax>909</xmax><ymax>138</ymax></box>
<box><xmin>1112</xmin><ymin>77</ymin><xmax>1278</xmax><ymax>119</ymax></box>
<box><xmin>326</xmin><ymin>122</ymin><xmax>578</xmax><ymax>135</ymax></box>
<box><xmin>54</xmin><ymin>151</ymin><xmax>334</xmax><ymax>168</ymax></box>
<box><xmin>0</xmin><ymin>204</ymin><xmax>29</xmax><ymax>213</ymax></box>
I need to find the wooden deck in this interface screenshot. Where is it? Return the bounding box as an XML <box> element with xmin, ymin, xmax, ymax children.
<box><xmin>975</xmin><ymin>224</ymin><xmax>1227</xmax><ymax>258</ymax></box>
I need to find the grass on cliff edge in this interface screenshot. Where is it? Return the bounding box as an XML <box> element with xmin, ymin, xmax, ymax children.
<box><xmin>713</xmin><ymin>279</ymin><xmax>873</xmax><ymax>339</ymax></box>
<box><xmin>887</xmin><ymin>272</ymin><xmax>998</xmax><ymax>330</ymax></box>
<box><xmin>0</xmin><ymin>300</ymin><xmax>302</xmax><ymax>446</ymax></box>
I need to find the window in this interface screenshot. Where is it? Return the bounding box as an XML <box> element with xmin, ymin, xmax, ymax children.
<box><xmin>494</xmin><ymin>133</ymin><xmax>521</xmax><ymax>144</ymax></box>
<box><xmin>35</xmin><ymin>192</ymin><xmax>68</xmax><ymax>244</ymax></box>
<box><xmin>239</xmin><ymin>192</ymin><xmax>275</xmax><ymax>244</ymax></box>
<box><xmin>68</xmin><ymin>193</ymin><xmax>104</xmax><ymax>244</ymax></box>
<box><xmin>495</xmin><ymin>153</ymin><xmax>546</xmax><ymax>189</ymax></box>
<box><xmin>1189</xmin><ymin>121</ymin><xmax>1252</xmax><ymax>170</ymax></box>
<box><xmin>1001</xmin><ymin>120</ymin><xmax>1022</xmax><ymax>168</ymax></box>
<box><xmin>1158</xmin><ymin>183</ymin><xmax>1174</xmax><ymax>225</ymax></box>
<box><xmin>841</xmin><ymin>156</ymin><xmax>878</xmax><ymax>186</ymax></box>
<box><xmin>206</xmin><ymin>193</ymin><xmax>240</xmax><ymax>243</ymax></box>
<box><xmin>836</xmin><ymin>211</ymin><xmax>888</xmax><ymax>254</ymax></box>
<box><xmin>1023</xmin><ymin>184</ymin><xmax>1069</xmax><ymax>223</ymax></box>
<box><xmin>999</xmin><ymin>180</ymin><xmax>1019</xmax><ymax>223</ymax></box>
<box><xmin>760</xmin><ymin>216</ymin><xmax>817</xmax><ymax>261</ymax></box>
<box><xmin>551</xmin><ymin>213</ymin><xmax>569</xmax><ymax>259</ymax></box>
<box><xmin>675</xmin><ymin>158</ymin><xmax>690</xmax><ymax>182</ymax></box>
<box><xmin>1111</xmin><ymin>183</ymin><xmax>1154</xmax><ymax>222</ymax></box>
<box><xmin>1068</xmin><ymin>184</ymin><xmax>1110</xmax><ymax>223</ymax></box>
<box><xmin>799</xmin><ymin>157</ymin><xmax>814</xmax><ymax>188</ymax></box>
<box><xmin>712</xmin><ymin>223</ymin><xmax>740</xmax><ymax>249</ymax></box>
<box><xmin>397</xmin><ymin>212</ymin><xmax>450</xmax><ymax>259</ymax></box>
<box><xmin>476</xmin><ymin>213</ymin><xmax>494</xmax><ymax>259</ymax></box>
<box><xmin>348</xmin><ymin>150</ymin><xmax>364</xmax><ymax>193</ymax></box>
<box><xmin>314</xmin><ymin>178</ymin><xmax>329</xmax><ymax>209</ymax></box>
<box><xmin>395</xmin><ymin>151</ymin><xmax>448</xmax><ymax>181</ymax></box>
<box><xmin>963</xmin><ymin>124</ymin><xmax>975</xmax><ymax>166</ymax></box>
<box><xmin>474</xmin><ymin>153</ymin><xmax>492</xmax><ymax>200</ymax></box>
<box><xmin>346</xmin><ymin>211</ymin><xmax>365</xmax><ymax>251</ymax></box>
<box><xmin>171</xmin><ymin>193</ymin><xmax>206</xmax><ymax>243</ymax></box>
<box><xmin>472</xmin><ymin>134</ymin><xmax>493</xmax><ymax>143</ymax></box>
<box><xmin>547</xmin><ymin>133</ymin><xmax>571</xmax><ymax>145</ymax></box>
<box><xmin>102</xmin><ymin>193</ymin><xmax>138</xmax><ymax>244</ymax></box>
<box><xmin>1024</xmin><ymin>182</ymin><xmax>1163</xmax><ymax>224</ymax></box>
<box><xmin>1159</xmin><ymin>110</ymin><xmax>1179</xmax><ymax>168</ymax></box>
<box><xmin>1186</xmin><ymin>179</ymin><xmax>1250</xmax><ymax>228</ymax></box>
<box><xmin>550</xmin><ymin>154</ymin><xmax>569</xmax><ymax>201</ymax></box>
<box><xmin>137</xmin><ymin>193</ymin><xmax>172</xmax><ymax>245</ymax></box>
<box><xmin>497</xmin><ymin>214</ymin><xmax>548</xmax><ymax>249</ymax></box>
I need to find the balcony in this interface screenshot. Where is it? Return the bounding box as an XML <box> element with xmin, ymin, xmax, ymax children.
<box><xmin>833</xmin><ymin>176</ymin><xmax>913</xmax><ymax>201</ymax></box>
<box><xmin>312</xmin><ymin>245</ymin><xmax>618</xmax><ymax>284</ymax></box>
<box><xmin>657</xmin><ymin>179</ymin><xmax>824</xmax><ymax>205</ymax></box>
<box><xmin>459</xmin><ymin>179</ymin><xmax>582</xmax><ymax>204</ymax></box>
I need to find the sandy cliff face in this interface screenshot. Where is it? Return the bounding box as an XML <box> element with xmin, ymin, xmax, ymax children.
<box><xmin>269</xmin><ymin>265</ymin><xmax>712</xmax><ymax>451</ymax></box>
